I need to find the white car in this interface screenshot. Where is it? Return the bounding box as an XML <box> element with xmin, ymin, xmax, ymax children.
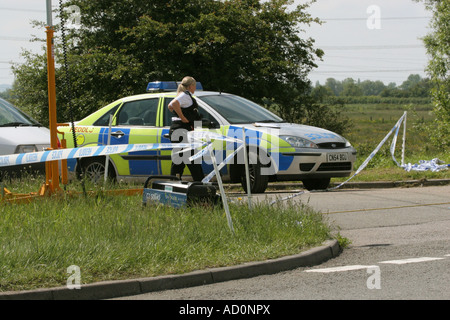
<box><xmin>0</xmin><ymin>98</ymin><xmax>50</xmax><ymax>178</ymax></box>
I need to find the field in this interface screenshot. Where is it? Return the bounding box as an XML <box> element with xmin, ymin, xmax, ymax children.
<box><xmin>335</xmin><ymin>103</ymin><xmax>449</xmax><ymax>182</ymax></box>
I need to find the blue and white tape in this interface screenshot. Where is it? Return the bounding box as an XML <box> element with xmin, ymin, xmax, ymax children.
<box><xmin>0</xmin><ymin>130</ymin><xmax>245</xmax><ymax>169</ymax></box>
<box><xmin>201</xmin><ymin>144</ymin><xmax>245</xmax><ymax>183</ymax></box>
<box><xmin>329</xmin><ymin>111</ymin><xmax>408</xmax><ymax>191</ymax></box>
<box><xmin>271</xmin><ymin>112</ymin><xmax>448</xmax><ymax>205</ymax></box>
<box><xmin>0</xmin><ymin>142</ymin><xmax>205</xmax><ymax>168</ymax></box>
<box><xmin>389</xmin><ymin>115</ymin><xmax>448</xmax><ymax>172</ymax></box>
<box><xmin>402</xmin><ymin>158</ymin><xmax>449</xmax><ymax>172</ymax></box>
<box><xmin>188</xmin><ymin>142</ymin><xmax>214</xmax><ymax>162</ymax></box>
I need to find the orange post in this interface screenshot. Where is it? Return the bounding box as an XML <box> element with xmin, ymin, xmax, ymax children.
<box><xmin>46</xmin><ymin>25</ymin><xmax>60</xmax><ymax>192</ymax></box>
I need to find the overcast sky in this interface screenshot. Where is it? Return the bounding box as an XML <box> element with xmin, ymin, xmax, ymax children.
<box><xmin>0</xmin><ymin>0</ymin><xmax>432</xmax><ymax>88</ymax></box>
<box><xmin>301</xmin><ymin>0</ymin><xmax>432</xmax><ymax>85</ymax></box>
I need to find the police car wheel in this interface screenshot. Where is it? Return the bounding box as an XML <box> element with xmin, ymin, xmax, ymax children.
<box><xmin>81</xmin><ymin>158</ymin><xmax>115</xmax><ymax>183</ymax></box>
<box><xmin>302</xmin><ymin>178</ymin><xmax>330</xmax><ymax>191</ymax></box>
<box><xmin>240</xmin><ymin>162</ymin><xmax>269</xmax><ymax>194</ymax></box>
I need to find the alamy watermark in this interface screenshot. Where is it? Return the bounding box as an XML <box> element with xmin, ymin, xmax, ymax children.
<box><xmin>64</xmin><ymin>5</ymin><xmax>81</xmax><ymax>29</ymax></box>
<box><xmin>367</xmin><ymin>5</ymin><xmax>381</xmax><ymax>30</ymax></box>
<box><xmin>66</xmin><ymin>265</ymin><xmax>81</xmax><ymax>289</ymax></box>
<box><xmin>366</xmin><ymin>266</ymin><xmax>381</xmax><ymax>290</ymax></box>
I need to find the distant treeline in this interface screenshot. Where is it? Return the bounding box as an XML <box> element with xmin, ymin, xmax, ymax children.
<box><xmin>322</xmin><ymin>96</ymin><xmax>431</xmax><ymax>105</ymax></box>
<box><xmin>311</xmin><ymin>74</ymin><xmax>432</xmax><ymax>104</ymax></box>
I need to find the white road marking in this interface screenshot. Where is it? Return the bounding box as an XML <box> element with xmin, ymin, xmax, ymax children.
<box><xmin>378</xmin><ymin>257</ymin><xmax>444</xmax><ymax>265</ymax></box>
<box><xmin>305</xmin><ymin>255</ymin><xmax>448</xmax><ymax>273</ymax></box>
<box><xmin>305</xmin><ymin>265</ymin><xmax>378</xmax><ymax>273</ymax></box>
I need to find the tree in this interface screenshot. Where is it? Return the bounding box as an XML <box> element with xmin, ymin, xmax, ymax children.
<box><xmin>359</xmin><ymin>80</ymin><xmax>386</xmax><ymax>96</ymax></box>
<box><xmin>310</xmin><ymin>84</ymin><xmax>334</xmax><ymax>102</ymax></box>
<box><xmin>324</xmin><ymin>77</ymin><xmax>343</xmax><ymax>96</ymax></box>
<box><xmin>11</xmin><ymin>0</ymin><xmax>323</xmax><ymax>126</ymax></box>
<box><xmin>416</xmin><ymin>0</ymin><xmax>449</xmax><ymax>150</ymax></box>
<box><xmin>340</xmin><ymin>78</ymin><xmax>362</xmax><ymax>97</ymax></box>
<box><xmin>399</xmin><ymin>74</ymin><xmax>422</xmax><ymax>91</ymax></box>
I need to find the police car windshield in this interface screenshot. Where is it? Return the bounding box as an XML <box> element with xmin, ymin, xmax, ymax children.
<box><xmin>0</xmin><ymin>98</ymin><xmax>41</xmax><ymax>127</ymax></box>
<box><xmin>198</xmin><ymin>94</ymin><xmax>284</xmax><ymax>124</ymax></box>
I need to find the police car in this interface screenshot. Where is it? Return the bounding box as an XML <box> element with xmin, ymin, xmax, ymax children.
<box><xmin>57</xmin><ymin>82</ymin><xmax>357</xmax><ymax>193</ymax></box>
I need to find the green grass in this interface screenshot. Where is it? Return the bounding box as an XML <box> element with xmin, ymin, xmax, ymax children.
<box><xmin>335</xmin><ymin>103</ymin><xmax>450</xmax><ymax>182</ymax></box>
<box><xmin>0</xmin><ymin>181</ymin><xmax>332</xmax><ymax>292</ymax></box>
<box><xmin>343</xmin><ymin>103</ymin><xmax>436</xmax><ymax>155</ymax></box>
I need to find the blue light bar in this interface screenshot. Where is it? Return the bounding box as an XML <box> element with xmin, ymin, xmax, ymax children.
<box><xmin>146</xmin><ymin>81</ymin><xmax>177</xmax><ymax>92</ymax></box>
<box><xmin>147</xmin><ymin>81</ymin><xmax>204</xmax><ymax>92</ymax></box>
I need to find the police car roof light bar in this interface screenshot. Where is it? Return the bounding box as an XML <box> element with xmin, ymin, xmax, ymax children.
<box><xmin>146</xmin><ymin>81</ymin><xmax>177</xmax><ymax>92</ymax></box>
<box><xmin>146</xmin><ymin>81</ymin><xmax>203</xmax><ymax>92</ymax></box>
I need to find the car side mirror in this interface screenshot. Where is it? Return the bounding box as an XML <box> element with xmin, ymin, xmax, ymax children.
<box><xmin>202</xmin><ymin>119</ymin><xmax>219</xmax><ymax>129</ymax></box>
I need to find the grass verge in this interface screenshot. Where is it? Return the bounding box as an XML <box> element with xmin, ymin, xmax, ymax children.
<box><xmin>0</xmin><ymin>186</ymin><xmax>332</xmax><ymax>292</ymax></box>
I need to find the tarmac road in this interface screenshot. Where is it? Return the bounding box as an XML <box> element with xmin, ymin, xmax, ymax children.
<box><xmin>119</xmin><ymin>185</ymin><xmax>450</xmax><ymax>300</ymax></box>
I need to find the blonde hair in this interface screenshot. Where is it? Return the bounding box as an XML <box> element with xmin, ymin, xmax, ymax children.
<box><xmin>177</xmin><ymin>76</ymin><xmax>196</xmax><ymax>94</ymax></box>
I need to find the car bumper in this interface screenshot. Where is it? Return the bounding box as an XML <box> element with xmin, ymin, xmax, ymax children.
<box><xmin>274</xmin><ymin>147</ymin><xmax>357</xmax><ymax>179</ymax></box>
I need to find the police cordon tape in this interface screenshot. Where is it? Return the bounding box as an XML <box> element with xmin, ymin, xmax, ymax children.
<box><xmin>402</xmin><ymin>158</ymin><xmax>450</xmax><ymax>172</ymax></box>
<box><xmin>0</xmin><ymin>142</ymin><xmax>207</xmax><ymax>169</ymax></box>
<box><xmin>270</xmin><ymin>112</ymin><xmax>449</xmax><ymax>205</ymax></box>
<box><xmin>390</xmin><ymin>116</ymin><xmax>449</xmax><ymax>173</ymax></box>
<box><xmin>332</xmin><ymin>111</ymin><xmax>408</xmax><ymax>190</ymax></box>
<box><xmin>389</xmin><ymin>114</ymin><xmax>449</xmax><ymax>173</ymax></box>
<box><xmin>0</xmin><ymin>131</ymin><xmax>245</xmax><ymax>233</ymax></box>
<box><xmin>0</xmin><ymin>131</ymin><xmax>243</xmax><ymax>169</ymax></box>
<box><xmin>199</xmin><ymin>144</ymin><xmax>245</xmax><ymax>184</ymax></box>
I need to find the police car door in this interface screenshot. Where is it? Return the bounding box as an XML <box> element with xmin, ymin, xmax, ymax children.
<box><xmin>111</xmin><ymin>97</ymin><xmax>161</xmax><ymax>179</ymax></box>
<box><xmin>159</xmin><ymin>95</ymin><xmax>177</xmax><ymax>175</ymax></box>
<box><xmin>159</xmin><ymin>95</ymin><xmax>222</xmax><ymax>176</ymax></box>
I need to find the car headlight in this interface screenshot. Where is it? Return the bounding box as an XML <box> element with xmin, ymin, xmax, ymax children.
<box><xmin>15</xmin><ymin>145</ymin><xmax>37</xmax><ymax>154</ymax></box>
<box><xmin>280</xmin><ymin>136</ymin><xmax>318</xmax><ymax>149</ymax></box>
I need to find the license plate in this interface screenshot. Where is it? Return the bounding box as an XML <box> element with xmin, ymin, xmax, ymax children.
<box><xmin>327</xmin><ymin>153</ymin><xmax>348</xmax><ymax>162</ymax></box>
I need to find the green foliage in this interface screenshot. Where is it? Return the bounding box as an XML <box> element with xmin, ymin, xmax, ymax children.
<box><xmin>10</xmin><ymin>50</ymin><xmax>49</xmax><ymax>125</ymax></box>
<box><xmin>416</xmin><ymin>0</ymin><xmax>449</xmax><ymax>151</ymax></box>
<box><xmin>335</xmin><ymin>232</ymin><xmax>351</xmax><ymax>249</ymax></box>
<box><xmin>10</xmin><ymin>0</ymin><xmax>323</xmax><ymax>127</ymax></box>
<box><xmin>313</xmin><ymin>74</ymin><xmax>433</xmax><ymax>99</ymax></box>
<box><xmin>324</xmin><ymin>96</ymin><xmax>431</xmax><ymax>105</ymax></box>
<box><xmin>340</xmin><ymin>78</ymin><xmax>363</xmax><ymax>97</ymax></box>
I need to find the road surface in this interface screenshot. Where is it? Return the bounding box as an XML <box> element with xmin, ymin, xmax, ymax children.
<box><xmin>117</xmin><ymin>185</ymin><xmax>450</xmax><ymax>300</ymax></box>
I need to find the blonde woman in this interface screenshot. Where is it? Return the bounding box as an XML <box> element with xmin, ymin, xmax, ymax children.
<box><xmin>168</xmin><ymin>76</ymin><xmax>204</xmax><ymax>181</ymax></box>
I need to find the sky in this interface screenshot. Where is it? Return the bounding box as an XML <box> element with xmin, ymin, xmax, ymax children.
<box><xmin>0</xmin><ymin>0</ymin><xmax>433</xmax><ymax>90</ymax></box>
<box><xmin>300</xmin><ymin>0</ymin><xmax>432</xmax><ymax>85</ymax></box>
